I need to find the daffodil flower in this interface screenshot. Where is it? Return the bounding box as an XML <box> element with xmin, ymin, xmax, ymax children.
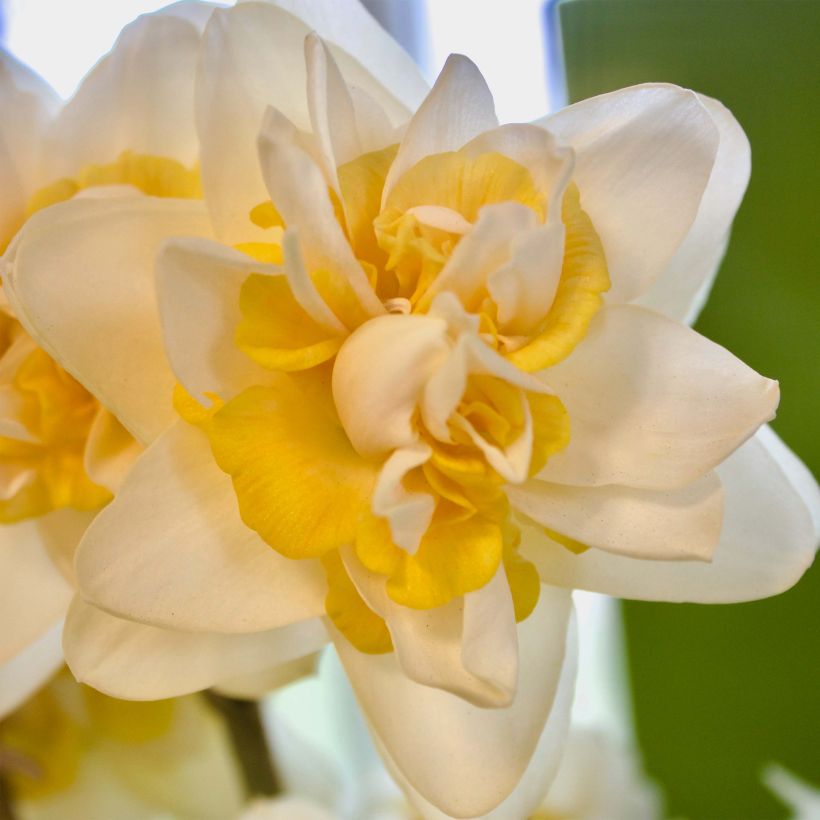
<box><xmin>0</xmin><ymin>2</ymin><xmax>219</xmax><ymax>718</ymax></box>
<box><xmin>4</xmin><ymin>1</ymin><xmax>818</xmax><ymax>817</ymax></box>
<box><xmin>0</xmin><ymin>668</ymin><xmax>244</xmax><ymax>819</ymax></box>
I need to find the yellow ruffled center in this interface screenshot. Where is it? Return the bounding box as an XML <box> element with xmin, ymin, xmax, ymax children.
<box><xmin>181</xmin><ymin>141</ymin><xmax>608</xmax><ymax>654</ymax></box>
<box><xmin>0</xmin><ymin>152</ymin><xmax>201</xmax><ymax>523</ymax></box>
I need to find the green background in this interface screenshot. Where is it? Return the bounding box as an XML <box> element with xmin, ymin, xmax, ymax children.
<box><xmin>558</xmin><ymin>1</ymin><xmax>819</xmax><ymax>817</ymax></box>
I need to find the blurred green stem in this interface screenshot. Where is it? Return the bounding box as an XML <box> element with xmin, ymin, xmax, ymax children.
<box><xmin>0</xmin><ymin>774</ymin><xmax>15</xmax><ymax>820</ymax></box>
<box><xmin>206</xmin><ymin>693</ymin><xmax>280</xmax><ymax>798</ymax></box>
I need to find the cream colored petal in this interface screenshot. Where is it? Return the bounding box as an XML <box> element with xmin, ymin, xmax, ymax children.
<box><xmin>64</xmin><ymin>598</ymin><xmax>329</xmax><ymax>700</ymax></box>
<box><xmin>333</xmin><ymin>584</ymin><xmax>574</xmax><ymax>817</ymax></box>
<box><xmin>538</xmin><ymin>305</ymin><xmax>779</xmax><ymax>490</ymax></box>
<box><xmin>525</xmin><ymin>426</ymin><xmax>819</xmax><ymax>602</ymax></box>
<box><xmin>488</xmin><ymin>222</ymin><xmax>565</xmax><ymax>336</ymax></box>
<box><xmin>3</xmin><ymin>196</ymin><xmax>213</xmax><ymax>444</ymax></box>
<box><xmin>538</xmin><ymin>83</ymin><xmax>719</xmax><ymax>304</ymax></box>
<box><xmin>213</xmin><ymin>653</ymin><xmax>319</xmax><ymax>700</ymax></box>
<box><xmin>75</xmin><ymin>421</ymin><xmax>327</xmax><ymax>634</ymax></box>
<box><xmin>382</xmin><ymin>610</ymin><xmax>578</xmax><ymax>820</ymax></box>
<box><xmin>0</xmin><ymin>516</ymin><xmax>73</xmax><ymax>663</ymax></box>
<box><xmin>383</xmin><ymin>54</ymin><xmax>498</xmax><ymax>203</ymax></box>
<box><xmin>637</xmin><ymin>94</ymin><xmax>751</xmax><ymax>325</ymax></box>
<box><xmin>423</xmin><ymin>201</ymin><xmax>539</xmax><ymax>311</ymax></box>
<box><xmin>243</xmin><ymin>0</ymin><xmax>427</xmax><ymax>112</ymax></box>
<box><xmin>258</xmin><ymin>117</ymin><xmax>384</xmax><ymax>319</ymax></box>
<box><xmin>509</xmin><ymin>471</ymin><xmax>724</xmax><ymax>562</ymax></box>
<box><xmin>0</xmin><ymin>50</ymin><xmax>59</xmax><ymax>242</ymax></box>
<box><xmin>197</xmin><ymin>2</ymin><xmax>417</xmax><ymax>243</ymax></box>
<box><xmin>84</xmin><ymin>406</ymin><xmax>143</xmax><ymax>494</ymax></box>
<box><xmin>372</xmin><ymin>444</ymin><xmax>435</xmax><ymax>554</ymax></box>
<box><xmin>305</xmin><ymin>33</ymin><xmax>360</xmax><ymax>185</ymax></box>
<box><xmin>462</xmin><ymin>123</ymin><xmax>575</xmax><ymax>220</ymax></box>
<box><xmin>333</xmin><ymin>313</ymin><xmax>450</xmax><ymax>457</ymax></box>
<box><xmin>344</xmin><ymin>551</ymin><xmax>518</xmax><ymax>708</ymax></box>
<box><xmin>0</xmin><ymin>623</ymin><xmax>62</xmax><ymax>719</ymax></box>
<box><xmin>156</xmin><ymin>236</ymin><xmax>280</xmax><ymax>402</ymax></box>
<box><xmin>44</xmin><ymin>11</ymin><xmax>204</xmax><ymax>179</ymax></box>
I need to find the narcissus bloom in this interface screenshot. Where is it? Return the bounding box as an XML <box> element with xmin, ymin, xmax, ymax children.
<box><xmin>4</xmin><ymin>0</ymin><xmax>818</xmax><ymax>816</ymax></box>
<box><xmin>0</xmin><ymin>669</ymin><xmax>244</xmax><ymax>819</ymax></box>
<box><xmin>0</xmin><ymin>2</ymin><xmax>218</xmax><ymax>717</ymax></box>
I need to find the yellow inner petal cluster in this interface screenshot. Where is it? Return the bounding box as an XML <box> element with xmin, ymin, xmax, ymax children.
<box><xmin>0</xmin><ymin>152</ymin><xmax>201</xmax><ymax>523</ymax></box>
<box><xmin>185</xmin><ymin>142</ymin><xmax>608</xmax><ymax>654</ymax></box>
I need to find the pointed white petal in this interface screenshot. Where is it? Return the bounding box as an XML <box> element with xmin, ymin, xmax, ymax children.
<box><xmin>525</xmin><ymin>427</ymin><xmax>819</xmax><ymax>602</ymax></box>
<box><xmin>510</xmin><ymin>472</ymin><xmax>724</xmax><ymax>561</ymax></box>
<box><xmin>538</xmin><ymin>305</ymin><xmax>779</xmax><ymax>490</ymax></box>
<box><xmin>383</xmin><ymin>54</ymin><xmax>498</xmax><ymax>203</ymax></box>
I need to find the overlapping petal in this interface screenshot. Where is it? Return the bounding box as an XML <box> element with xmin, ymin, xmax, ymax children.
<box><xmin>75</xmin><ymin>421</ymin><xmax>327</xmax><ymax>634</ymax></box>
<box><xmin>64</xmin><ymin>598</ymin><xmax>328</xmax><ymax>700</ymax></box>
<box><xmin>537</xmin><ymin>304</ymin><xmax>779</xmax><ymax>490</ymax></box>
<box><xmin>333</xmin><ymin>585</ymin><xmax>574</xmax><ymax>818</ymax></box>
<box><xmin>525</xmin><ymin>426</ymin><xmax>819</xmax><ymax>602</ymax></box>
<box><xmin>3</xmin><ymin>196</ymin><xmax>213</xmax><ymax>444</ymax></box>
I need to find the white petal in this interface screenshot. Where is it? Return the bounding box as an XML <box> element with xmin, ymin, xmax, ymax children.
<box><xmin>257</xmin><ymin>118</ymin><xmax>384</xmax><ymax>320</ymax></box>
<box><xmin>382</xmin><ymin>610</ymin><xmax>578</xmax><ymax>820</ymax></box>
<box><xmin>3</xmin><ymin>196</ymin><xmax>213</xmax><ymax>444</ymax></box>
<box><xmin>637</xmin><ymin>94</ymin><xmax>751</xmax><ymax>324</ymax></box>
<box><xmin>333</xmin><ymin>313</ymin><xmax>450</xmax><ymax>457</ymax></box>
<box><xmin>198</xmin><ymin>2</ymin><xmax>418</xmax><ymax>243</ymax></box>
<box><xmin>213</xmin><ymin>653</ymin><xmax>319</xmax><ymax>700</ymax></box>
<box><xmin>539</xmin><ymin>84</ymin><xmax>719</xmax><ymax>304</ymax></box>
<box><xmin>75</xmin><ymin>421</ymin><xmax>327</xmax><ymax>634</ymax></box>
<box><xmin>509</xmin><ymin>471</ymin><xmax>724</xmax><ymax>561</ymax></box>
<box><xmin>423</xmin><ymin>202</ymin><xmax>539</xmax><ymax>311</ymax></box>
<box><xmin>525</xmin><ymin>426</ymin><xmax>819</xmax><ymax>602</ymax></box>
<box><xmin>156</xmin><ymin>236</ymin><xmax>280</xmax><ymax>402</ymax></box>
<box><xmin>45</xmin><ymin>11</ymin><xmax>204</xmax><ymax>178</ymax></box>
<box><xmin>488</xmin><ymin>221</ymin><xmax>565</xmax><ymax>335</ymax></box>
<box><xmin>333</xmin><ymin>585</ymin><xmax>574</xmax><ymax>817</ymax></box>
<box><xmin>462</xmin><ymin>123</ymin><xmax>575</xmax><ymax>221</ymax></box>
<box><xmin>344</xmin><ymin>551</ymin><xmax>519</xmax><ymax>708</ymax></box>
<box><xmin>0</xmin><ymin>515</ymin><xmax>73</xmax><ymax>663</ymax></box>
<box><xmin>538</xmin><ymin>305</ymin><xmax>779</xmax><ymax>490</ymax></box>
<box><xmin>383</xmin><ymin>54</ymin><xmax>498</xmax><ymax>203</ymax></box>
<box><xmin>305</xmin><ymin>33</ymin><xmax>360</xmax><ymax>184</ymax></box>
<box><xmin>0</xmin><ymin>49</ymin><xmax>59</xmax><ymax>242</ymax></box>
<box><xmin>84</xmin><ymin>406</ymin><xmax>143</xmax><ymax>494</ymax></box>
<box><xmin>64</xmin><ymin>598</ymin><xmax>328</xmax><ymax>700</ymax></box>
<box><xmin>243</xmin><ymin>0</ymin><xmax>427</xmax><ymax>113</ymax></box>
<box><xmin>0</xmin><ymin>623</ymin><xmax>63</xmax><ymax>719</ymax></box>
<box><xmin>372</xmin><ymin>444</ymin><xmax>435</xmax><ymax>554</ymax></box>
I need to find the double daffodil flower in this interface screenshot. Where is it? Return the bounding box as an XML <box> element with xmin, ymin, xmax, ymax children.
<box><xmin>0</xmin><ymin>3</ymin><xmax>216</xmax><ymax>717</ymax></box>
<box><xmin>2</xmin><ymin>1</ymin><xmax>818</xmax><ymax>817</ymax></box>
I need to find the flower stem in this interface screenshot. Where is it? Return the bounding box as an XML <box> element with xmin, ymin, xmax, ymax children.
<box><xmin>0</xmin><ymin>774</ymin><xmax>15</xmax><ymax>820</ymax></box>
<box><xmin>206</xmin><ymin>693</ymin><xmax>280</xmax><ymax>798</ymax></box>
